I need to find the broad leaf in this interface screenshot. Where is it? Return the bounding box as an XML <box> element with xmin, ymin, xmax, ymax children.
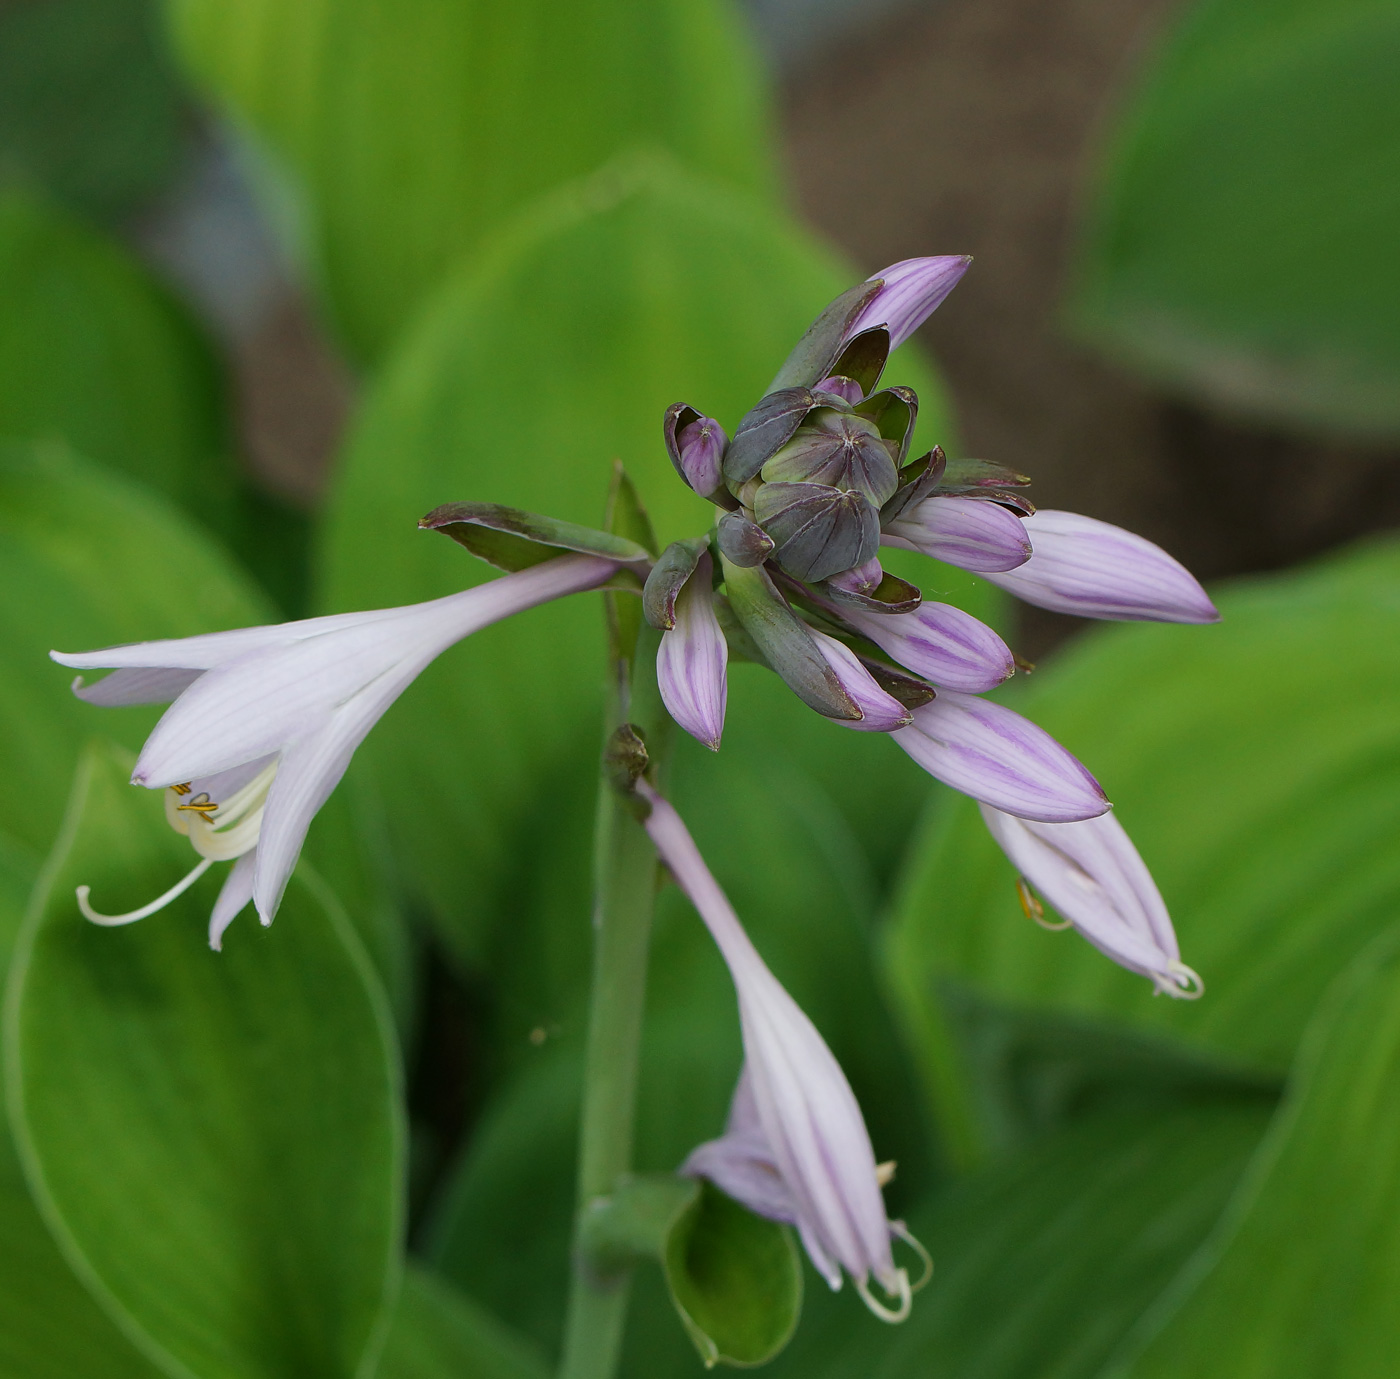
<box><xmin>377</xmin><ymin>1264</ymin><xmax>548</xmax><ymax>1379</ymax></box>
<box><xmin>317</xmin><ymin>154</ymin><xmax>961</xmax><ymax>963</ymax></box>
<box><xmin>0</xmin><ymin>193</ymin><xmax>232</xmax><ymax>520</ymax></box>
<box><xmin>1117</xmin><ymin>929</ymin><xmax>1400</xmax><ymax>1377</ymax></box>
<box><xmin>0</xmin><ymin>0</ymin><xmax>186</xmax><ymax>222</ymax></box>
<box><xmin>887</xmin><ymin>535</ymin><xmax>1400</xmax><ymax>1148</ymax></box>
<box><xmin>4</xmin><ymin>741</ymin><xmax>404</xmax><ymax>1379</ymax></box>
<box><xmin>165</xmin><ymin>0</ymin><xmax>776</xmax><ymax>359</ymax></box>
<box><xmin>1070</xmin><ymin>0</ymin><xmax>1400</xmax><ymax>436</ymax></box>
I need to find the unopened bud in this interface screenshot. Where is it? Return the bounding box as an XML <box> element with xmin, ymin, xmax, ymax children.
<box><xmin>677</xmin><ymin>415</ymin><xmax>727</xmax><ymax>496</ymax></box>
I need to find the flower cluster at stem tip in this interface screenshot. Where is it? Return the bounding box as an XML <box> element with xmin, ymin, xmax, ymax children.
<box><xmin>51</xmin><ymin>256</ymin><xmax>1218</xmax><ymax>1325</ymax></box>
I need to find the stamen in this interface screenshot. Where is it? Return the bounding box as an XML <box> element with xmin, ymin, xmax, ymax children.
<box><xmin>76</xmin><ymin>857</ymin><xmax>214</xmax><ymax>926</ymax></box>
<box><xmin>856</xmin><ymin>1267</ymin><xmax>912</xmax><ymax>1323</ymax></box>
<box><xmin>890</xmin><ymin>1219</ymin><xmax>933</xmax><ymax>1292</ymax></box>
<box><xmin>875</xmin><ymin>1160</ymin><xmax>897</xmax><ymax>1188</ymax></box>
<box><xmin>1160</xmin><ymin>961</ymin><xmax>1204</xmax><ymax>1000</ymax></box>
<box><xmin>170</xmin><ymin>782</ymin><xmax>192</xmax><ymax>796</ymax></box>
<box><xmin>176</xmin><ymin>792</ymin><xmax>219</xmax><ymax>820</ymax></box>
<box><xmin>1017</xmin><ymin>877</ymin><xmax>1070</xmax><ymax>930</ymax></box>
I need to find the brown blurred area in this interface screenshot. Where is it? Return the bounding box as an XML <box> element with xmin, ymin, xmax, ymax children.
<box><xmin>216</xmin><ymin>0</ymin><xmax>1400</xmax><ymax>654</ymax></box>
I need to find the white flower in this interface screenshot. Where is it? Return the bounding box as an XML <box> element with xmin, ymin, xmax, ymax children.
<box><xmin>54</xmin><ymin>555</ymin><xmax>619</xmax><ymax>947</ymax></box>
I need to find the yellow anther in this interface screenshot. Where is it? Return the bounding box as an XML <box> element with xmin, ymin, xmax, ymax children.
<box><xmin>176</xmin><ymin>792</ymin><xmax>219</xmax><ymax>820</ymax></box>
<box><xmin>875</xmin><ymin>1160</ymin><xmax>896</xmax><ymax>1188</ymax></box>
<box><xmin>170</xmin><ymin>782</ymin><xmax>192</xmax><ymax>796</ymax></box>
<box><xmin>1017</xmin><ymin>877</ymin><xmax>1071</xmax><ymax>931</ymax></box>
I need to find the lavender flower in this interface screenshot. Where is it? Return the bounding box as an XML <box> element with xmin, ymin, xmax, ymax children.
<box><xmin>893</xmin><ymin>693</ymin><xmax>1108</xmax><ymax>822</ymax></box>
<box><xmin>809</xmin><ymin>632</ymin><xmax>911</xmax><ymax>732</ymax></box>
<box><xmin>840</xmin><ymin>601</ymin><xmax>1015</xmax><ymax>694</ymax></box>
<box><xmin>53</xmin><ymin>555</ymin><xmax>620</xmax><ymax>946</ymax></box>
<box><xmin>984</xmin><ymin>510</ymin><xmax>1219</xmax><ymax>623</ymax></box>
<box><xmin>675</xmin><ymin>415</ymin><xmax>728</xmax><ymax>497</ymax></box>
<box><xmin>639</xmin><ymin>780</ymin><xmax>922</xmax><ymax>1321</ymax></box>
<box><xmin>980</xmin><ymin>804</ymin><xmax>1202</xmax><ymax>997</ymax></box>
<box><xmin>846</xmin><ymin>256</ymin><xmax>973</xmax><ymax>352</ymax></box>
<box><xmin>657</xmin><ymin>551</ymin><xmax>729</xmax><ymax>750</ymax></box>
<box><xmin>882</xmin><ymin>494</ymin><xmax>1032</xmax><ymax>573</ymax></box>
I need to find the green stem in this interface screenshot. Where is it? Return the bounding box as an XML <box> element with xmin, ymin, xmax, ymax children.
<box><xmin>559</xmin><ymin>625</ymin><xmax>669</xmax><ymax>1379</ymax></box>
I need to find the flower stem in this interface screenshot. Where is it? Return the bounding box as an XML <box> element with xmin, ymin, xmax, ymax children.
<box><xmin>559</xmin><ymin>624</ymin><xmax>669</xmax><ymax>1379</ymax></box>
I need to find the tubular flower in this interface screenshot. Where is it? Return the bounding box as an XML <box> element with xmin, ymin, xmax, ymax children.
<box><xmin>979</xmin><ymin>804</ymin><xmax>1203</xmax><ymax>997</ymax></box>
<box><xmin>53</xmin><ymin>554</ymin><xmax>622</xmax><ymax>947</ymax></box>
<box><xmin>639</xmin><ymin>780</ymin><xmax>924</xmax><ymax>1321</ymax></box>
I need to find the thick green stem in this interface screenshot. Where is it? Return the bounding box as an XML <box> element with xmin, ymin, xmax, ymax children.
<box><xmin>559</xmin><ymin>625</ymin><xmax>669</xmax><ymax>1379</ymax></box>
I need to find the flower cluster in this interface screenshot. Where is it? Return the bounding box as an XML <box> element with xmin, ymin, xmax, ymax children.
<box><xmin>51</xmin><ymin>255</ymin><xmax>1216</xmax><ymax>1328</ymax></box>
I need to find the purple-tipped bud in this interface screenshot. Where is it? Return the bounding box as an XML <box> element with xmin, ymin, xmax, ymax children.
<box><xmin>846</xmin><ymin>256</ymin><xmax>972</xmax><ymax>352</ymax></box>
<box><xmin>979</xmin><ymin>805</ymin><xmax>1201</xmax><ymax>998</ymax></box>
<box><xmin>657</xmin><ymin>552</ymin><xmax>728</xmax><ymax>750</ymax></box>
<box><xmin>882</xmin><ymin>495</ymin><xmax>1032</xmax><ymax>573</ymax></box>
<box><xmin>894</xmin><ymin>692</ymin><xmax>1109</xmax><ymax>822</ymax></box>
<box><xmin>677</xmin><ymin>415</ymin><xmax>728</xmax><ymax>497</ymax></box>
<box><xmin>827</xmin><ymin>556</ymin><xmax>884</xmax><ymax>595</ymax></box>
<box><xmin>810</xmin><ymin>632</ymin><xmax>912</xmax><ymax>732</ymax></box>
<box><xmin>815</xmin><ymin>375</ymin><xmax>865</xmax><ymax>404</ymax></box>
<box><xmin>844</xmin><ymin>602</ymin><xmax>1014</xmax><ymax>693</ymax></box>
<box><xmin>984</xmin><ymin>510</ymin><xmax>1219</xmax><ymax>623</ymax></box>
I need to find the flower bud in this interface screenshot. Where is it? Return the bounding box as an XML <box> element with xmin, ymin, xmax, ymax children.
<box><xmin>843</xmin><ymin>601</ymin><xmax>1014</xmax><ymax>693</ymax></box>
<box><xmin>752</xmin><ymin>482</ymin><xmax>881</xmax><ymax>584</ymax></box>
<box><xmin>882</xmin><ymin>495</ymin><xmax>1032</xmax><ymax>573</ymax></box>
<box><xmin>656</xmin><ymin>552</ymin><xmax>728</xmax><ymax>750</ymax></box>
<box><xmin>761</xmin><ymin>410</ymin><xmax>899</xmax><ymax>508</ymax></box>
<box><xmin>677</xmin><ymin>415</ymin><xmax>728</xmax><ymax>496</ymax></box>
<box><xmin>810</xmin><ymin>632</ymin><xmax>912</xmax><ymax>731</ymax></box>
<box><xmin>846</xmin><ymin>256</ymin><xmax>972</xmax><ymax>351</ymax></box>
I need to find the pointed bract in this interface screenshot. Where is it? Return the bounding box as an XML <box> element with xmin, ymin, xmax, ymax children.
<box><xmin>984</xmin><ymin>510</ymin><xmax>1219</xmax><ymax>623</ymax></box>
<box><xmin>979</xmin><ymin>805</ymin><xmax>1201</xmax><ymax>997</ymax></box>
<box><xmin>894</xmin><ymin>692</ymin><xmax>1109</xmax><ymax>822</ymax></box>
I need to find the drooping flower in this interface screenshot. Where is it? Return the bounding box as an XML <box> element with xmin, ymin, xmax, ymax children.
<box><xmin>655</xmin><ymin>550</ymin><xmax>729</xmax><ymax>751</ymax></box>
<box><xmin>984</xmin><ymin>510</ymin><xmax>1219</xmax><ymax>623</ymax></box>
<box><xmin>54</xmin><ymin>554</ymin><xmax>622</xmax><ymax>946</ymax></box>
<box><xmin>979</xmin><ymin>804</ymin><xmax>1202</xmax><ymax>997</ymax></box>
<box><xmin>638</xmin><ymin>780</ymin><xmax>923</xmax><ymax>1321</ymax></box>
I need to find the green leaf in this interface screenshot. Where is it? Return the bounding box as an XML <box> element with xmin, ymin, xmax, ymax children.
<box><xmin>1070</xmin><ymin>0</ymin><xmax>1400</xmax><ymax>436</ymax></box>
<box><xmin>887</xmin><ymin>535</ymin><xmax>1400</xmax><ymax>1139</ymax></box>
<box><xmin>317</xmin><ymin>154</ymin><xmax>958</xmax><ymax>963</ymax></box>
<box><xmin>663</xmin><ymin>1182</ymin><xmax>802</xmax><ymax>1368</ymax></box>
<box><xmin>420</xmin><ymin>500</ymin><xmax>653</xmax><ymax>573</ymax></box>
<box><xmin>4</xmin><ymin>740</ymin><xmax>404</xmax><ymax>1379</ymax></box>
<box><xmin>0</xmin><ymin>0</ymin><xmax>186</xmax><ymax>222</ymax></box>
<box><xmin>377</xmin><ymin>1264</ymin><xmax>549</xmax><ymax>1379</ymax></box>
<box><xmin>762</xmin><ymin>1099</ymin><xmax>1273</xmax><ymax>1379</ymax></box>
<box><xmin>0</xmin><ymin>192</ymin><xmax>232</xmax><ymax>519</ymax></box>
<box><xmin>165</xmin><ymin>0</ymin><xmax>776</xmax><ymax>360</ymax></box>
<box><xmin>1115</xmin><ymin>930</ymin><xmax>1400</xmax><ymax>1377</ymax></box>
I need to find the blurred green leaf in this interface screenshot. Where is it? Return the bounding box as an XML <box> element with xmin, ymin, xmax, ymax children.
<box><xmin>378</xmin><ymin>1263</ymin><xmax>549</xmax><ymax>1379</ymax></box>
<box><xmin>0</xmin><ymin>191</ymin><xmax>233</xmax><ymax>518</ymax></box>
<box><xmin>663</xmin><ymin>1181</ymin><xmax>802</xmax><ymax>1368</ymax></box>
<box><xmin>4</xmin><ymin>740</ymin><xmax>404</xmax><ymax>1379</ymax></box>
<box><xmin>1071</xmin><ymin>0</ymin><xmax>1400</xmax><ymax>436</ymax></box>
<box><xmin>762</xmin><ymin>1099</ymin><xmax>1273</xmax><ymax>1379</ymax></box>
<box><xmin>319</xmin><ymin>153</ymin><xmax>961</xmax><ymax>965</ymax></box>
<box><xmin>887</xmin><ymin>537</ymin><xmax>1400</xmax><ymax>1154</ymax></box>
<box><xmin>166</xmin><ymin>0</ymin><xmax>776</xmax><ymax>359</ymax></box>
<box><xmin>0</xmin><ymin>0</ymin><xmax>186</xmax><ymax>222</ymax></box>
<box><xmin>1116</xmin><ymin>929</ymin><xmax>1400</xmax><ymax>1377</ymax></box>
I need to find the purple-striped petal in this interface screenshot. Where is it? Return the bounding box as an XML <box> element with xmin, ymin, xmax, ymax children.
<box><xmin>208</xmin><ymin>851</ymin><xmax>256</xmax><ymax>950</ymax></box>
<box><xmin>676</xmin><ymin>415</ymin><xmax>728</xmax><ymax>496</ymax></box>
<box><xmin>984</xmin><ymin>510</ymin><xmax>1219</xmax><ymax>623</ymax></box>
<box><xmin>844</xmin><ymin>602</ymin><xmax>1014</xmax><ymax>693</ymax></box>
<box><xmin>811</xmin><ymin>632</ymin><xmax>911</xmax><ymax>732</ymax></box>
<box><xmin>845</xmin><ymin>256</ymin><xmax>972</xmax><ymax>351</ymax></box>
<box><xmin>657</xmin><ymin>552</ymin><xmax>728</xmax><ymax>750</ymax></box>
<box><xmin>882</xmin><ymin>495</ymin><xmax>1031</xmax><ymax>573</ymax></box>
<box><xmin>894</xmin><ymin>692</ymin><xmax>1109</xmax><ymax>821</ymax></box>
<box><xmin>979</xmin><ymin>805</ymin><xmax>1200</xmax><ymax>997</ymax></box>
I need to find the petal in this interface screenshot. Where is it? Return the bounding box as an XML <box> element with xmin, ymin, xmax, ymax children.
<box><xmin>883</xmin><ymin>495</ymin><xmax>1031</xmax><ymax>573</ymax></box>
<box><xmin>979</xmin><ymin>805</ymin><xmax>1194</xmax><ymax>994</ymax></box>
<box><xmin>845</xmin><ymin>602</ymin><xmax>1014</xmax><ymax>693</ymax></box>
<box><xmin>810</xmin><ymin>632</ymin><xmax>911</xmax><ymax>731</ymax></box>
<box><xmin>894</xmin><ymin>692</ymin><xmax>1109</xmax><ymax>821</ymax></box>
<box><xmin>208</xmin><ymin>851</ymin><xmax>256</xmax><ymax>951</ymax></box>
<box><xmin>984</xmin><ymin>510</ymin><xmax>1219</xmax><ymax>623</ymax></box>
<box><xmin>656</xmin><ymin>553</ymin><xmax>728</xmax><ymax>750</ymax></box>
<box><xmin>846</xmin><ymin>256</ymin><xmax>972</xmax><ymax>351</ymax></box>
<box><xmin>70</xmin><ymin>667</ymin><xmax>205</xmax><ymax>707</ymax></box>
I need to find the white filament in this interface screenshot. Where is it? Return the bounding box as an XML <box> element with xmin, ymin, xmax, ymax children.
<box><xmin>76</xmin><ymin>857</ymin><xmax>214</xmax><ymax>926</ymax></box>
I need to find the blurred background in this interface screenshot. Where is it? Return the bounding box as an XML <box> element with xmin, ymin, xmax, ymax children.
<box><xmin>3</xmin><ymin>0</ymin><xmax>1400</xmax><ymax>1375</ymax></box>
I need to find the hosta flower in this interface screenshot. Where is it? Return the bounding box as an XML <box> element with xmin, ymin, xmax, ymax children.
<box><xmin>638</xmin><ymin>780</ymin><xmax>923</xmax><ymax>1321</ymax></box>
<box><xmin>53</xmin><ymin>555</ymin><xmax>621</xmax><ymax>947</ymax></box>
<box><xmin>844</xmin><ymin>255</ymin><xmax>972</xmax><ymax>353</ymax></box>
<box><xmin>980</xmin><ymin>804</ymin><xmax>1202</xmax><ymax>997</ymax></box>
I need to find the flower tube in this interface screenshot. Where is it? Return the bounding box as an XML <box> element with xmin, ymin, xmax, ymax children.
<box><xmin>54</xmin><ymin>554</ymin><xmax>620</xmax><ymax>945</ymax></box>
<box><xmin>637</xmin><ymin>780</ymin><xmax>919</xmax><ymax>1321</ymax></box>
